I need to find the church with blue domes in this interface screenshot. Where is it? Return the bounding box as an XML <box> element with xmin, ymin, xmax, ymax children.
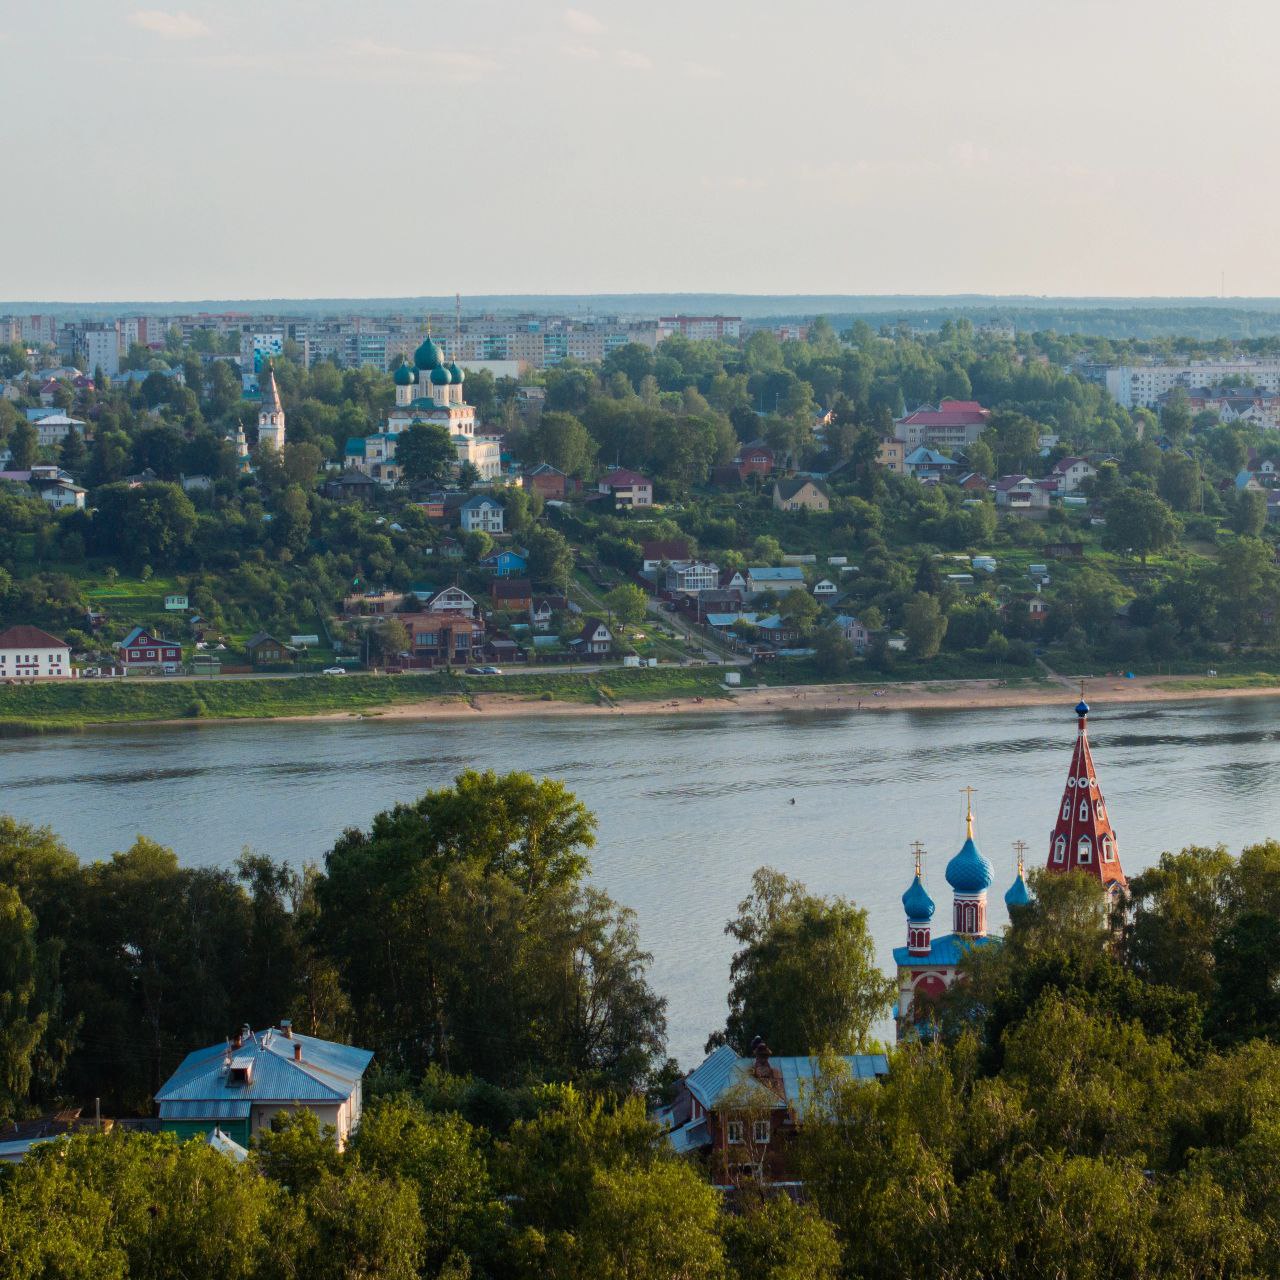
<box><xmin>893</xmin><ymin>695</ymin><xmax>1104</xmax><ymax>1039</ymax></box>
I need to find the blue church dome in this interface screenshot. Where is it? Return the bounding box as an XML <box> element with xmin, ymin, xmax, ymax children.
<box><xmin>1004</xmin><ymin>872</ymin><xmax>1031</xmax><ymax>909</ymax></box>
<box><xmin>430</xmin><ymin>365</ymin><xmax>452</xmax><ymax>385</ymax></box>
<box><xmin>1075</xmin><ymin>698</ymin><xmax>1090</xmax><ymax>717</ymax></box>
<box><xmin>393</xmin><ymin>364</ymin><xmax>416</xmax><ymax>386</ymax></box>
<box><xmin>945</xmin><ymin>836</ymin><xmax>994</xmax><ymax>895</ymax></box>
<box><xmin>902</xmin><ymin>874</ymin><xmax>935</xmax><ymax>922</ymax></box>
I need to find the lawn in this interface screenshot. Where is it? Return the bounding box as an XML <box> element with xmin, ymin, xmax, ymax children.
<box><xmin>0</xmin><ymin>666</ymin><xmax>734</xmax><ymax>731</ymax></box>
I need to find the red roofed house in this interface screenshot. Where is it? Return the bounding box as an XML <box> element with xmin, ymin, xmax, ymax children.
<box><xmin>894</xmin><ymin>401</ymin><xmax>991</xmax><ymax>451</ymax></box>
<box><xmin>0</xmin><ymin>625</ymin><xmax>72</xmax><ymax>680</ymax></box>
<box><xmin>598</xmin><ymin>468</ymin><xmax>653</xmax><ymax>509</ymax></box>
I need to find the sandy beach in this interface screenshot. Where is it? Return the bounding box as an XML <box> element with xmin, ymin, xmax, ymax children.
<box><xmin>299</xmin><ymin>672</ymin><xmax>1280</xmax><ymax>725</ymax></box>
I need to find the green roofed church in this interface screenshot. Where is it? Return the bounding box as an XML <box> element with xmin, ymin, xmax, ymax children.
<box><xmin>155</xmin><ymin>1021</ymin><xmax>372</xmax><ymax>1149</ymax></box>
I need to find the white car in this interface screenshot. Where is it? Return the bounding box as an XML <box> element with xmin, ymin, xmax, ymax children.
<box><xmin>322</xmin><ymin>666</ymin><xmax>347</xmax><ymax>676</ymax></box>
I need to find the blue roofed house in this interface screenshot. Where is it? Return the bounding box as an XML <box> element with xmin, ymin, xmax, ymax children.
<box><xmin>656</xmin><ymin>1040</ymin><xmax>888</xmax><ymax>1186</ymax></box>
<box><xmin>155</xmin><ymin>1022</ymin><xmax>372</xmax><ymax>1149</ymax></box>
<box><xmin>904</xmin><ymin>446</ymin><xmax>961</xmax><ymax>479</ymax></box>
<box><xmin>745</xmin><ymin>565</ymin><xmax>806</xmax><ymax>595</ymax></box>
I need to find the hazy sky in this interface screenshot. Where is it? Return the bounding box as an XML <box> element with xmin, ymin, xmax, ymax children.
<box><xmin>4</xmin><ymin>0</ymin><xmax>1278</xmax><ymax>301</ymax></box>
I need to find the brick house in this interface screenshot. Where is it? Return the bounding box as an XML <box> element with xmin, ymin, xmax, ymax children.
<box><xmin>522</xmin><ymin>463</ymin><xmax>572</xmax><ymax>501</ymax></box>
<box><xmin>491</xmin><ymin>579</ymin><xmax>534</xmax><ymax>612</ymax></box>
<box><xmin>656</xmin><ymin>1041</ymin><xmax>888</xmax><ymax>1186</ymax></box>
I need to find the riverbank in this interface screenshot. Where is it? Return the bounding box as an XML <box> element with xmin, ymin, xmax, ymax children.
<box><xmin>4</xmin><ymin>665</ymin><xmax>1280</xmax><ymax>732</ymax></box>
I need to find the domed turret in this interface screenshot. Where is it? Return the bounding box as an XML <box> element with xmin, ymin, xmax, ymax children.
<box><xmin>430</xmin><ymin>364</ymin><xmax>452</xmax><ymax>386</ymax></box>
<box><xmin>902</xmin><ymin>874</ymin><xmax>935</xmax><ymax>922</ymax></box>
<box><xmin>393</xmin><ymin>363</ymin><xmax>416</xmax><ymax>386</ymax></box>
<box><xmin>1004</xmin><ymin>872</ymin><xmax>1031</xmax><ymax>910</ymax></box>
<box><xmin>447</xmin><ymin>361</ymin><xmax>464</xmax><ymax>383</ymax></box>
<box><xmin>945</xmin><ymin>837</ymin><xmax>994</xmax><ymax>895</ymax></box>
<box><xmin>414</xmin><ymin>337</ymin><xmax>443</xmax><ymax>370</ymax></box>
<box><xmin>947</xmin><ymin>791</ymin><xmax>992</xmax><ymax>939</ymax></box>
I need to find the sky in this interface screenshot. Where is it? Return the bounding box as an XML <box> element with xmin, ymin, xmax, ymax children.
<box><xmin>3</xmin><ymin>0</ymin><xmax>1279</xmax><ymax>302</ymax></box>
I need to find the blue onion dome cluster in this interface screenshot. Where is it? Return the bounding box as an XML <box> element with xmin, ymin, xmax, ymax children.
<box><xmin>945</xmin><ymin>835</ymin><xmax>994</xmax><ymax>894</ymax></box>
<box><xmin>413</xmin><ymin>337</ymin><xmax>443</xmax><ymax>370</ymax></box>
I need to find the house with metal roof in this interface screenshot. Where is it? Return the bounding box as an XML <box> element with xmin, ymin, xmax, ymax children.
<box><xmin>155</xmin><ymin>1022</ymin><xmax>372</xmax><ymax>1149</ymax></box>
<box><xmin>745</xmin><ymin>565</ymin><xmax>805</xmax><ymax>594</ymax></box>
<box><xmin>656</xmin><ymin>1041</ymin><xmax>888</xmax><ymax>1186</ymax></box>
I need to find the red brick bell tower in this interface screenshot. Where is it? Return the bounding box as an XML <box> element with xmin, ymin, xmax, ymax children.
<box><xmin>1047</xmin><ymin>692</ymin><xmax>1127</xmax><ymax>898</ymax></box>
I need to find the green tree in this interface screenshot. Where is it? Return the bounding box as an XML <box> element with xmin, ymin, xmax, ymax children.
<box><xmin>714</xmin><ymin>868</ymin><xmax>894</xmax><ymax>1055</ymax></box>
<box><xmin>527</xmin><ymin>526</ymin><xmax>574</xmax><ymax>589</ymax></box>
<box><xmin>0</xmin><ymin>884</ymin><xmax>49</xmax><ymax>1122</ymax></box>
<box><xmin>1102</xmin><ymin>487</ymin><xmax>1181</xmax><ymax>563</ymax></box>
<box><xmin>1231</xmin><ymin>487</ymin><xmax>1267</xmax><ymax>537</ymax></box>
<box><xmin>813</xmin><ymin>623</ymin><xmax>855</xmax><ymax>677</ymax></box>
<box><xmin>395</xmin><ymin>423</ymin><xmax>456</xmax><ymax>487</ymax></box>
<box><xmin>903</xmin><ymin>591</ymin><xmax>948</xmax><ymax>658</ymax></box>
<box><xmin>58</xmin><ymin>426</ymin><xmax>86</xmax><ymax>475</ymax></box>
<box><xmin>8</xmin><ymin>421</ymin><xmax>37</xmax><ymax>469</ymax></box>
<box><xmin>296</xmin><ymin>1167</ymin><xmax>425</xmax><ymax>1280</ymax></box>
<box><xmin>527</xmin><ymin>411</ymin><xmax>597</xmax><ymax>478</ymax></box>
<box><xmin>722</xmin><ymin>1197</ymin><xmax>841</xmax><ymax>1280</ymax></box>
<box><xmin>604</xmin><ymin>583</ymin><xmax>647</xmax><ymax>626</ymax></box>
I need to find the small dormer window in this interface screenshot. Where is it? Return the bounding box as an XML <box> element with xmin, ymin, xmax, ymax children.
<box><xmin>228</xmin><ymin>1054</ymin><xmax>254</xmax><ymax>1086</ymax></box>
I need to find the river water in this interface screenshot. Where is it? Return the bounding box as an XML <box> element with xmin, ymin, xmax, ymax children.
<box><xmin>4</xmin><ymin>698</ymin><xmax>1279</xmax><ymax>1065</ymax></box>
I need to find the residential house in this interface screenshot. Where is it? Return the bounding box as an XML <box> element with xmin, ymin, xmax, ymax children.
<box><xmin>522</xmin><ymin>462</ymin><xmax>572</xmax><ymax>501</ymax></box>
<box><xmin>714</xmin><ymin>440</ymin><xmax>776</xmax><ymax>485</ymax></box>
<box><xmin>656</xmin><ymin>1041</ymin><xmax>889</xmax><ymax>1184</ymax></box>
<box><xmin>904</xmin><ymin>446</ymin><xmax>960</xmax><ymax>480</ymax></box>
<box><xmin>180</xmin><ymin>474</ymin><xmax>213</xmax><ymax>494</ymax></box>
<box><xmin>876</xmin><ymin>437</ymin><xmax>905</xmax><ymax>475</ymax></box>
<box><xmin>530</xmin><ymin>594</ymin><xmax>569</xmax><ymax>631</ymax></box>
<box><xmin>666</xmin><ymin>561</ymin><xmax>720</xmax><ymax>594</ymax></box>
<box><xmin>155</xmin><ymin>1022</ymin><xmax>372</xmax><ymax>1149</ymax></box>
<box><xmin>164</xmin><ymin>594</ymin><xmax>189</xmax><ymax>611</ymax></box>
<box><xmin>1048</xmin><ymin>456</ymin><xmax>1096</xmax><ymax>494</ymax></box>
<box><xmin>833</xmin><ymin>614</ymin><xmax>871</xmax><ymax>653</ymax></box>
<box><xmin>598</xmin><ymin>467</ymin><xmax>653</xmax><ymax>508</ymax></box>
<box><xmin>491</xmin><ymin>579</ymin><xmax>534</xmax><ymax>612</ymax></box>
<box><xmin>641</xmin><ymin>539</ymin><xmax>691</xmax><ymax>574</ymax></box>
<box><xmin>812</xmin><ymin>578</ymin><xmax>839</xmax><ymax>602</ymax></box>
<box><xmin>322</xmin><ymin>471</ymin><xmax>379</xmax><ymax>503</ymax></box>
<box><xmin>458</xmin><ymin>494</ymin><xmax>505</xmax><ymax>534</ymax></box>
<box><xmin>424</xmin><ymin>585</ymin><xmax>479</xmax><ymax>617</ymax></box>
<box><xmin>479</xmin><ymin>548</ymin><xmax>528</xmax><ymax>577</ymax></box>
<box><xmin>23</xmin><ymin>464</ymin><xmax>85</xmax><ymax>510</ymax></box>
<box><xmin>116</xmin><ymin>627</ymin><xmax>182</xmax><ymax>673</ymax></box>
<box><xmin>396</xmin><ymin>603</ymin><xmax>485</xmax><ymax>668</ymax></box>
<box><xmin>32</xmin><ymin>413</ymin><xmax>86</xmax><ymax>449</ymax></box>
<box><xmin>956</xmin><ymin>471</ymin><xmax>989</xmax><ymax>492</ymax></box>
<box><xmin>772</xmin><ymin>476</ymin><xmax>830</xmax><ymax>512</ymax></box>
<box><xmin>573</xmin><ymin>618</ymin><xmax>613</xmax><ymax>655</ymax></box>
<box><xmin>695</xmin><ymin>588</ymin><xmax>746</xmax><ymax>622</ymax></box>
<box><xmin>245</xmin><ymin>633</ymin><xmax>294</xmax><ymax>666</ymax></box>
<box><xmin>341</xmin><ymin>589</ymin><xmax>406</xmax><ymax>617</ymax></box>
<box><xmin>894</xmin><ymin>400</ymin><xmax>991</xmax><ymax>450</ymax></box>
<box><xmin>720</xmin><ymin>568</ymin><xmax>748</xmax><ymax>592</ymax></box>
<box><xmin>0</xmin><ymin>625</ymin><xmax>72</xmax><ymax>680</ymax></box>
<box><xmin>745</xmin><ymin>566</ymin><xmax>806</xmax><ymax>595</ymax></box>
<box><xmin>992</xmin><ymin>475</ymin><xmax>1051</xmax><ymax>513</ymax></box>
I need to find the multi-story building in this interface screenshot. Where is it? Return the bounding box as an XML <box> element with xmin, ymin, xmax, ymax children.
<box><xmin>894</xmin><ymin>401</ymin><xmax>990</xmax><ymax>451</ymax></box>
<box><xmin>0</xmin><ymin>625</ymin><xmax>72</xmax><ymax>679</ymax></box>
<box><xmin>1104</xmin><ymin>360</ymin><xmax>1280</xmax><ymax>410</ymax></box>
<box><xmin>81</xmin><ymin>325</ymin><xmax>120</xmax><ymax>377</ymax></box>
<box><xmin>658</xmin><ymin>315</ymin><xmax>741</xmax><ymax>341</ymax></box>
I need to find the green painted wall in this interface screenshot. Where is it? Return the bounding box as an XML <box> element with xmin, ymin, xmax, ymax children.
<box><xmin>160</xmin><ymin>1118</ymin><xmax>250</xmax><ymax>1145</ymax></box>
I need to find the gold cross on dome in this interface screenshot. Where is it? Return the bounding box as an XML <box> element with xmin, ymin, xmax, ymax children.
<box><xmin>910</xmin><ymin>840</ymin><xmax>926</xmax><ymax>878</ymax></box>
<box><xmin>960</xmin><ymin>786</ymin><xmax>977</xmax><ymax>837</ymax></box>
<box><xmin>1013</xmin><ymin>839</ymin><xmax>1028</xmax><ymax>877</ymax></box>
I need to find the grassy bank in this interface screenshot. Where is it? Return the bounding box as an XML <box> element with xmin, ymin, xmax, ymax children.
<box><xmin>0</xmin><ymin>667</ymin><xmax>735</xmax><ymax>731</ymax></box>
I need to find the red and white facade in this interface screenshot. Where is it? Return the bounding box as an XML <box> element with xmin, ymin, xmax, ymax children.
<box><xmin>1047</xmin><ymin>698</ymin><xmax>1127</xmax><ymax>898</ymax></box>
<box><xmin>116</xmin><ymin>627</ymin><xmax>183</xmax><ymax>673</ymax></box>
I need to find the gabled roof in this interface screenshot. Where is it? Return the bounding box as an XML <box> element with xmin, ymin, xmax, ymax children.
<box><xmin>774</xmin><ymin>475</ymin><xmax>830</xmax><ymax>501</ymax></box>
<box><xmin>156</xmin><ymin>1028</ymin><xmax>372</xmax><ymax>1113</ymax></box>
<box><xmin>0</xmin><ymin>625</ymin><xmax>68</xmax><ymax>650</ymax></box>
<box><xmin>896</xmin><ymin>400</ymin><xmax>989</xmax><ymax>427</ymax></box>
<box><xmin>578</xmin><ymin>616</ymin><xmax>610</xmax><ymax>640</ymax></box>
<box><xmin>527</xmin><ymin>462</ymin><xmax>566</xmax><ymax>477</ymax></box>
<box><xmin>492</xmin><ymin>579</ymin><xmax>533</xmax><ymax>599</ymax></box>
<box><xmin>460</xmin><ymin>494</ymin><xmax>502</xmax><ymax>510</ymax></box>
<box><xmin>601</xmin><ymin>468</ymin><xmax>651</xmax><ymax>487</ymax></box>
<box><xmin>904</xmin><ymin>446</ymin><xmax>958</xmax><ymax>466</ymax></box>
<box><xmin>642</xmin><ymin>539</ymin><xmax>691</xmax><ymax>561</ymax></box>
<box><xmin>678</xmin><ymin>1046</ymin><xmax>889</xmax><ymax>1117</ymax></box>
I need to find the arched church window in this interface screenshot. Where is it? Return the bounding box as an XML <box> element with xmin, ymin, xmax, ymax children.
<box><xmin>1095</xmin><ymin>800</ymin><xmax>1105</xmax><ymax>820</ymax></box>
<box><xmin>1079</xmin><ymin>799</ymin><xmax>1090</xmax><ymax>821</ymax></box>
<box><xmin>1053</xmin><ymin>836</ymin><xmax>1066</xmax><ymax>864</ymax></box>
<box><xmin>1101</xmin><ymin>837</ymin><xmax>1115</xmax><ymax>862</ymax></box>
<box><xmin>1062</xmin><ymin>800</ymin><xmax>1071</xmax><ymax>820</ymax></box>
<box><xmin>1078</xmin><ymin>835</ymin><xmax>1093</xmax><ymax>863</ymax></box>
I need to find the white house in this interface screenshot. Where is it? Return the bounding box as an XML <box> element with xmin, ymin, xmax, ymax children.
<box><xmin>665</xmin><ymin>561</ymin><xmax>720</xmax><ymax>594</ymax></box>
<box><xmin>1049</xmin><ymin>457</ymin><xmax>1096</xmax><ymax>494</ymax></box>
<box><xmin>833</xmin><ymin>614</ymin><xmax>871</xmax><ymax>654</ymax></box>
<box><xmin>0</xmin><ymin>625</ymin><xmax>72</xmax><ymax>679</ymax></box>
<box><xmin>574</xmin><ymin>618</ymin><xmax>613</xmax><ymax>654</ymax></box>
<box><xmin>812</xmin><ymin>578</ymin><xmax>839</xmax><ymax>601</ymax></box>
<box><xmin>458</xmin><ymin>494</ymin><xmax>504</xmax><ymax>535</ymax></box>
<box><xmin>425</xmin><ymin>585</ymin><xmax>479</xmax><ymax>617</ymax></box>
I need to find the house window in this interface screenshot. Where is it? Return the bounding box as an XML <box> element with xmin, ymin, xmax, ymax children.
<box><xmin>1078</xmin><ymin>836</ymin><xmax>1093</xmax><ymax>864</ymax></box>
<box><xmin>752</xmin><ymin>1120</ymin><xmax>771</xmax><ymax>1145</ymax></box>
<box><xmin>1053</xmin><ymin>836</ymin><xmax>1066</xmax><ymax>864</ymax></box>
<box><xmin>726</xmin><ymin>1120</ymin><xmax>744</xmax><ymax>1145</ymax></box>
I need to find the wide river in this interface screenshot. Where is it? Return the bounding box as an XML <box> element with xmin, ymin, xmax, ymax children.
<box><xmin>4</xmin><ymin>697</ymin><xmax>1279</xmax><ymax>1065</ymax></box>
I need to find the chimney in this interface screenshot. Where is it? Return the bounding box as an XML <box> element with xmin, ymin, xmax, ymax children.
<box><xmin>294</xmin><ymin>1042</ymin><xmax>302</xmax><ymax>1063</ymax></box>
<box><xmin>280</xmin><ymin>1019</ymin><xmax>293</xmax><ymax>1039</ymax></box>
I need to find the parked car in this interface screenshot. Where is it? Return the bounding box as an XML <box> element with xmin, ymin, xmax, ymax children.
<box><xmin>322</xmin><ymin>666</ymin><xmax>347</xmax><ymax>676</ymax></box>
<box><xmin>466</xmin><ymin>665</ymin><xmax>503</xmax><ymax>675</ymax></box>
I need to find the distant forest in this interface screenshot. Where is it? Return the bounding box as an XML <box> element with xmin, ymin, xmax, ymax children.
<box><xmin>13</xmin><ymin>295</ymin><xmax>1280</xmax><ymax>339</ymax></box>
